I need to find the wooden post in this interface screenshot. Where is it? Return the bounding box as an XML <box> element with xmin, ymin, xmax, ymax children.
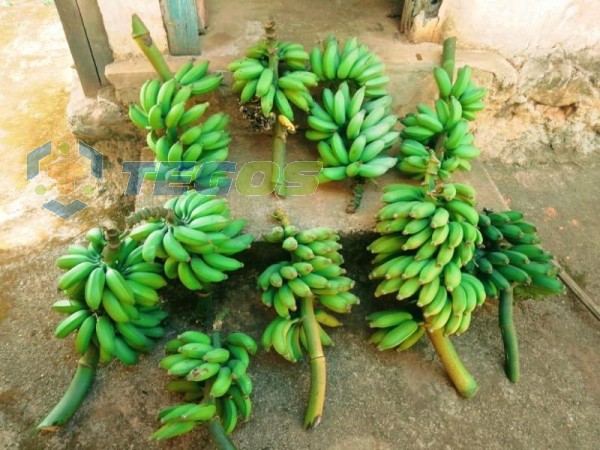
<box><xmin>54</xmin><ymin>0</ymin><xmax>113</xmax><ymax>96</ymax></box>
<box><xmin>196</xmin><ymin>0</ymin><xmax>207</xmax><ymax>34</ymax></box>
<box><xmin>160</xmin><ymin>0</ymin><xmax>202</xmax><ymax>55</ymax></box>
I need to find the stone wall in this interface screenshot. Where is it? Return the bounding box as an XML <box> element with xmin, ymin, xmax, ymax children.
<box><xmin>410</xmin><ymin>0</ymin><xmax>600</xmax><ymax>57</ymax></box>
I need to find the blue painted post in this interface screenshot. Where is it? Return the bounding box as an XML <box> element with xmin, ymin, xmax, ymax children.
<box><xmin>160</xmin><ymin>0</ymin><xmax>202</xmax><ymax>55</ymax></box>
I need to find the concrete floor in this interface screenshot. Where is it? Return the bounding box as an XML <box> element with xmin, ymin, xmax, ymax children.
<box><xmin>0</xmin><ymin>1</ymin><xmax>599</xmax><ymax>450</ymax></box>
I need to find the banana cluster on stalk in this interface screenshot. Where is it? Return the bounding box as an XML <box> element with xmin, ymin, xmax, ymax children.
<box><xmin>310</xmin><ymin>35</ymin><xmax>388</xmax><ymax>97</ymax></box>
<box><xmin>152</xmin><ymin>331</ymin><xmax>256</xmax><ymax>440</ymax></box>
<box><xmin>53</xmin><ymin>228</ymin><xmax>168</xmax><ymax>364</ymax></box>
<box><xmin>306</xmin><ymin>82</ymin><xmax>398</xmax><ymax>182</ymax></box>
<box><xmin>258</xmin><ymin>224</ymin><xmax>358</xmax><ymax>360</ymax></box>
<box><xmin>464</xmin><ymin>210</ymin><xmax>564</xmax><ymax>298</ymax></box>
<box><xmin>128</xmin><ymin>61</ymin><xmax>230</xmax><ymax>186</ymax></box>
<box><xmin>229</xmin><ymin>40</ymin><xmax>315</xmax><ymax>121</ymax></box>
<box><xmin>367</xmin><ymin>182</ymin><xmax>487</xmax><ymax>340</ymax></box>
<box><xmin>397</xmin><ymin>65</ymin><xmax>487</xmax><ymax>180</ymax></box>
<box><xmin>127</xmin><ymin>189</ymin><xmax>253</xmax><ymax>292</ymax></box>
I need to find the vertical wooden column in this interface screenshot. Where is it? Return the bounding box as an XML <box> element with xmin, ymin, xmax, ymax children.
<box><xmin>54</xmin><ymin>0</ymin><xmax>113</xmax><ymax>96</ymax></box>
<box><xmin>159</xmin><ymin>0</ymin><xmax>202</xmax><ymax>55</ymax></box>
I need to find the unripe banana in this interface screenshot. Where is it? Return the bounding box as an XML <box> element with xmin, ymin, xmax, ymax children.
<box><xmin>433</xmin><ymin>67</ymin><xmax>452</xmax><ymax>97</ymax></box>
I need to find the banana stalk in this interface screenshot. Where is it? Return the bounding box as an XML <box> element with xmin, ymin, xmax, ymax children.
<box><xmin>499</xmin><ymin>288</ymin><xmax>520</xmax><ymax>382</ymax></box>
<box><xmin>37</xmin><ymin>346</ymin><xmax>99</xmax><ymax>431</ymax></box>
<box><xmin>427</xmin><ymin>329</ymin><xmax>478</xmax><ymax>398</ymax></box>
<box><xmin>208</xmin><ymin>419</ymin><xmax>237</xmax><ymax>450</ymax></box>
<box><xmin>272</xmin><ymin>119</ymin><xmax>288</xmax><ymax>196</ymax></box>
<box><xmin>125</xmin><ymin>206</ymin><xmax>169</xmax><ymax>228</ymax></box>
<box><xmin>429</xmin><ymin>37</ymin><xmax>455</xmax><ymax>187</ymax></box>
<box><xmin>205</xmin><ymin>331</ymin><xmax>238</xmax><ymax>450</ymax></box>
<box><xmin>300</xmin><ymin>296</ymin><xmax>326</xmax><ymax>429</ymax></box>
<box><xmin>441</xmin><ymin>37</ymin><xmax>456</xmax><ymax>83</ymax></box>
<box><xmin>100</xmin><ymin>220</ymin><xmax>121</xmax><ymax>266</ymax></box>
<box><xmin>423</xmin><ymin>37</ymin><xmax>474</xmax><ymax>398</ymax></box>
<box><xmin>346</xmin><ymin>178</ymin><xmax>365</xmax><ymax>214</ymax></box>
<box><xmin>131</xmin><ymin>14</ymin><xmax>173</xmax><ymax>82</ymax></box>
<box><xmin>264</xmin><ymin>19</ymin><xmax>287</xmax><ymax>196</ymax></box>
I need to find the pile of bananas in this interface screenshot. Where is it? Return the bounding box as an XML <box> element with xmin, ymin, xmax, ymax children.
<box><xmin>53</xmin><ymin>227</ymin><xmax>168</xmax><ymax>364</ymax></box>
<box><xmin>306</xmin><ymin>83</ymin><xmax>398</xmax><ymax>182</ymax></box>
<box><xmin>229</xmin><ymin>40</ymin><xmax>315</xmax><ymax>121</ymax></box>
<box><xmin>258</xmin><ymin>222</ymin><xmax>358</xmax><ymax>361</ymax></box>
<box><xmin>127</xmin><ymin>189</ymin><xmax>253</xmax><ymax>292</ymax></box>
<box><xmin>367</xmin><ymin>182</ymin><xmax>487</xmax><ymax>339</ymax></box>
<box><xmin>128</xmin><ymin>61</ymin><xmax>230</xmax><ymax>186</ymax></box>
<box><xmin>310</xmin><ymin>35</ymin><xmax>388</xmax><ymax>97</ymax></box>
<box><xmin>397</xmin><ymin>65</ymin><xmax>487</xmax><ymax>180</ymax></box>
<box><xmin>152</xmin><ymin>331</ymin><xmax>256</xmax><ymax>440</ymax></box>
<box><xmin>465</xmin><ymin>210</ymin><xmax>564</xmax><ymax>298</ymax></box>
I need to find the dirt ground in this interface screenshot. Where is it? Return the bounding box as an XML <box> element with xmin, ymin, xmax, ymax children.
<box><xmin>1</xmin><ymin>1</ymin><xmax>599</xmax><ymax>450</ymax></box>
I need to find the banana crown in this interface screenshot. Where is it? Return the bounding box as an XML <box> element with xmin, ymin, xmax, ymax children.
<box><xmin>398</xmin><ymin>64</ymin><xmax>487</xmax><ymax>181</ymax></box>
<box><xmin>54</xmin><ymin>229</ymin><xmax>168</xmax><ymax>364</ymax></box>
<box><xmin>229</xmin><ymin>39</ymin><xmax>314</xmax><ymax>122</ymax></box>
<box><xmin>152</xmin><ymin>331</ymin><xmax>256</xmax><ymax>440</ymax></box>
<box><xmin>128</xmin><ymin>61</ymin><xmax>229</xmax><ymax>184</ymax></box>
<box><xmin>127</xmin><ymin>190</ymin><xmax>253</xmax><ymax>293</ymax></box>
<box><xmin>306</xmin><ymin>82</ymin><xmax>399</xmax><ymax>181</ymax></box>
<box><xmin>259</xmin><ymin>222</ymin><xmax>358</xmax><ymax>361</ymax></box>
<box><xmin>465</xmin><ymin>209</ymin><xmax>564</xmax><ymax>298</ymax></box>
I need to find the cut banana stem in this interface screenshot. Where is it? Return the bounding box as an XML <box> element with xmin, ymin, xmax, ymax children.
<box><xmin>208</xmin><ymin>418</ymin><xmax>238</xmax><ymax>450</ymax></box>
<box><xmin>346</xmin><ymin>178</ymin><xmax>365</xmax><ymax>214</ymax></box>
<box><xmin>272</xmin><ymin>119</ymin><xmax>288</xmax><ymax>196</ymax></box>
<box><xmin>441</xmin><ymin>37</ymin><xmax>456</xmax><ymax>84</ymax></box>
<box><xmin>427</xmin><ymin>329</ymin><xmax>478</xmax><ymax>398</ymax></box>
<box><xmin>100</xmin><ymin>221</ymin><xmax>120</xmax><ymax>266</ymax></box>
<box><xmin>204</xmin><ymin>357</ymin><xmax>238</xmax><ymax>450</ymax></box>
<box><xmin>131</xmin><ymin>15</ymin><xmax>173</xmax><ymax>82</ymax></box>
<box><xmin>37</xmin><ymin>346</ymin><xmax>99</xmax><ymax>431</ymax></box>
<box><xmin>301</xmin><ymin>296</ymin><xmax>326</xmax><ymax>429</ymax></box>
<box><xmin>499</xmin><ymin>288</ymin><xmax>520</xmax><ymax>383</ymax></box>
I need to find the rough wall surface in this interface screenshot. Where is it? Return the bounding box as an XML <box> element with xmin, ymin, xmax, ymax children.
<box><xmin>412</xmin><ymin>0</ymin><xmax>600</xmax><ymax>57</ymax></box>
<box><xmin>97</xmin><ymin>0</ymin><xmax>167</xmax><ymax>59</ymax></box>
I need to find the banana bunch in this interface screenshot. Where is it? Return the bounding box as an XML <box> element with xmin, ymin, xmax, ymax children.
<box><xmin>127</xmin><ymin>189</ymin><xmax>253</xmax><ymax>292</ymax></box>
<box><xmin>228</xmin><ymin>40</ymin><xmax>316</xmax><ymax>121</ymax></box>
<box><xmin>464</xmin><ymin>210</ymin><xmax>564</xmax><ymax>298</ymax></box>
<box><xmin>310</xmin><ymin>35</ymin><xmax>388</xmax><ymax>97</ymax></box>
<box><xmin>368</xmin><ymin>183</ymin><xmax>487</xmax><ymax>336</ymax></box>
<box><xmin>128</xmin><ymin>61</ymin><xmax>230</xmax><ymax>185</ymax></box>
<box><xmin>129</xmin><ymin>60</ymin><xmax>223</xmax><ymax>133</ymax></box>
<box><xmin>258</xmin><ymin>223</ymin><xmax>358</xmax><ymax>358</ymax></box>
<box><xmin>397</xmin><ymin>65</ymin><xmax>487</xmax><ymax>180</ymax></box>
<box><xmin>152</xmin><ymin>330</ymin><xmax>256</xmax><ymax>440</ymax></box>
<box><xmin>366</xmin><ymin>310</ymin><xmax>426</xmax><ymax>351</ymax></box>
<box><xmin>53</xmin><ymin>228</ymin><xmax>168</xmax><ymax>363</ymax></box>
<box><xmin>306</xmin><ymin>82</ymin><xmax>398</xmax><ymax>181</ymax></box>
<box><xmin>433</xmin><ymin>65</ymin><xmax>487</xmax><ymax>121</ymax></box>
